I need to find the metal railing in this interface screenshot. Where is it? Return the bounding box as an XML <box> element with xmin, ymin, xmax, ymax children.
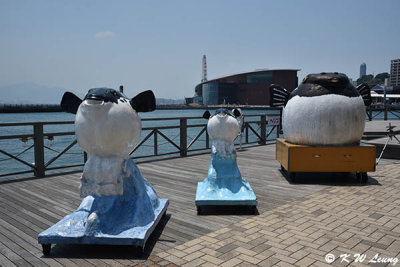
<box><xmin>0</xmin><ymin>111</ymin><xmax>282</xmax><ymax>178</ymax></box>
<box><xmin>366</xmin><ymin>105</ymin><xmax>400</xmax><ymax>121</ymax></box>
<box><xmin>0</xmin><ymin>121</ymin><xmax>81</xmax><ymax>178</ymax></box>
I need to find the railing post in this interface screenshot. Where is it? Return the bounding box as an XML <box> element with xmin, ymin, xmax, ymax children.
<box><xmin>245</xmin><ymin>123</ymin><xmax>249</xmax><ymax>144</ymax></box>
<box><xmin>154</xmin><ymin>129</ymin><xmax>158</xmax><ymax>155</ymax></box>
<box><xmin>180</xmin><ymin>118</ymin><xmax>187</xmax><ymax>157</ymax></box>
<box><xmin>277</xmin><ymin>107</ymin><xmax>283</xmax><ymax>138</ymax></box>
<box><xmin>384</xmin><ymin>106</ymin><xmax>388</xmax><ymax>120</ymax></box>
<box><xmin>205</xmin><ymin>128</ymin><xmax>209</xmax><ymax>149</ymax></box>
<box><xmin>33</xmin><ymin>123</ymin><xmax>45</xmax><ymax>177</ymax></box>
<box><xmin>367</xmin><ymin>107</ymin><xmax>372</xmax><ymax>121</ymax></box>
<box><xmin>260</xmin><ymin>115</ymin><xmax>266</xmax><ymax>145</ymax></box>
<box><xmin>384</xmin><ymin>92</ymin><xmax>388</xmax><ymax>120</ymax></box>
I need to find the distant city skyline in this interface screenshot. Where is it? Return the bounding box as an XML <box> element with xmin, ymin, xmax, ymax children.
<box><xmin>360</xmin><ymin>63</ymin><xmax>367</xmax><ymax>78</ymax></box>
<box><xmin>390</xmin><ymin>59</ymin><xmax>400</xmax><ymax>87</ymax></box>
<box><xmin>0</xmin><ymin>0</ymin><xmax>399</xmax><ymax>102</ymax></box>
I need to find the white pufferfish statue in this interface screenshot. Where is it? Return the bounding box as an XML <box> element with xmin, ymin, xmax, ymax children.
<box><xmin>269</xmin><ymin>72</ymin><xmax>372</xmax><ymax>146</ymax></box>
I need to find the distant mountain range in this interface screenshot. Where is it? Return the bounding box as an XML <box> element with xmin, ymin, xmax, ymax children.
<box><xmin>156</xmin><ymin>98</ymin><xmax>185</xmax><ymax>105</ymax></box>
<box><xmin>0</xmin><ymin>83</ymin><xmax>67</xmax><ymax>104</ymax></box>
<box><xmin>0</xmin><ymin>83</ymin><xmax>184</xmax><ymax>105</ymax></box>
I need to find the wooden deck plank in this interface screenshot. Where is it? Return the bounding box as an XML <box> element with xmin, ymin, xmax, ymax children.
<box><xmin>0</xmin><ymin>252</ymin><xmax>18</xmax><ymax>267</ymax></box>
<box><xmin>0</xmin><ymin>195</ymin><xmax>115</xmax><ymax>267</ymax></box>
<box><xmin>0</xmin><ymin>232</ymin><xmax>49</xmax><ymax>267</ymax></box>
<box><xmin>0</xmin><ymin>192</ymin><xmax>62</xmax><ymax>226</ymax></box>
<box><xmin>0</xmin><ymin>244</ymin><xmax>31</xmax><ymax>267</ymax></box>
<box><xmin>0</xmin><ymin>144</ymin><xmax>330</xmax><ymax>265</ymax></box>
<box><xmin>0</xmin><ymin>223</ymin><xmax>65</xmax><ymax>267</ymax></box>
<box><xmin>0</xmin><ymin>215</ymin><xmax>87</xmax><ymax>267</ymax></box>
<box><xmin>0</xmin><ymin>195</ymin><xmax>59</xmax><ymax>229</ymax></box>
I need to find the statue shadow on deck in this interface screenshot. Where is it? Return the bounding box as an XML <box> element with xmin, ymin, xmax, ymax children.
<box><xmin>42</xmin><ymin>213</ymin><xmax>172</xmax><ymax>260</ymax></box>
<box><xmin>196</xmin><ymin>205</ymin><xmax>259</xmax><ymax>216</ymax></box>
<box><xmin>280</xmin><ymin>170</ymin><xmax>381</xmax><ymax>186</ymax></box>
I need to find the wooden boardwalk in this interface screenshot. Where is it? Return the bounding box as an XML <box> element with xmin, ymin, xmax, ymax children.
<box><xmin>0</xmin><ymin>144</ymin><xmax>375</xmax><ymax>266</ymax></box>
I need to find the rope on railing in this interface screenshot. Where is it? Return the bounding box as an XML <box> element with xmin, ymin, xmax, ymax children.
<box><xmin>0</xmin><ymin>144</ymin><xmax>34</xmax><ymax>162</ymax></box>
<box><xmin>0</xmin><ymin>149</ymin><xmax>36</xmax><ymax>169</ymax></box>
<box><xmin>130</xmin><ymin>129</ymin><xmax>155</xmax><ymax>155</ymax></box>
<box><xmin>158</xmin><ymin>133</ymin><xmax>180</xmax><ymax>146</ymax></box>
<box><xmin>44</xmin><ymin>145</ymin><xmax>82</xmax><ymax>155</ymax></box>
<box><xmin>45</xmin><ymin>139</ymin><xmax>78</xmax><ymax>168</ymax></box>
<box><xmin>138</xmin><ymin>133</ymin><xmax>180</xmax><ymax>147</ymax></box>
<box><xmin>156</xmin><ymin>130</ymin><xmax>181</xmax><ymax>151</ymax></box>
<box><xmin>187</xmin><ymin>127</ymin><xmax>206</xmax><ymax>150</ymax></box>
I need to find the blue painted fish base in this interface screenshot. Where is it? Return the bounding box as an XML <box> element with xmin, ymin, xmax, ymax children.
<box><xmin>195</xmin><ymin>150</ymin><xmax>257</xmax><ymax>206</ymax></box>
<box><xmin>38</xmin><ymin>158</ymin><xmax>168</xmax><ymax>248</ymax></box>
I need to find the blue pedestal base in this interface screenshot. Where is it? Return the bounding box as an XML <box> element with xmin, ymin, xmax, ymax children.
<box><xmin>195</xmin><ymin>182</ymin><xmax>257</xmax><ymax>206</ymax></box>
<box><xmin>195</xmin><ymin>149</ymin><xmax>257</xmax><ymax>207</ymax></box>
<box><xmin>38</xmin><ymin>158</ymin><xmax>169</xmax><ymax>250</ymax></box>
<box><xmin>38</xmin><ymin>199</ymin><xmax>168</xmax><ymax>247</ymax></box>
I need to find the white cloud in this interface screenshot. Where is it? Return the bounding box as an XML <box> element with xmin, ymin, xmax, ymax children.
<box><xmin>95</xmin><ymin>31</ymin><xmax>115</xmax><ymax>39</ymax></box>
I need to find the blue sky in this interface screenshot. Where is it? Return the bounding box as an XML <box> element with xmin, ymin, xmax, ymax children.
<box><xmin>0</xmin><ymin>0</ymin><xmax>399</xmax><ymax>100</ymax></box>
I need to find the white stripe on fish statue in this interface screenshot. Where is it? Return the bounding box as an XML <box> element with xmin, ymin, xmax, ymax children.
<box><xmin>269</xmin><ymin>72</ymin><xmax>372</xmax><ymax>146</ymax></box>
<box><xmin>38</xmin><ymin>87</ymin><xmax>169</xmax><ymax>255</ymax></box>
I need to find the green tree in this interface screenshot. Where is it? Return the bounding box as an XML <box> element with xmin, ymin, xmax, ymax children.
<box><xmin>357</xmin><ymin>74</ymin><xmax>374</xmax><ymax>87</ymax></box>
<box><xmin>356</xmin><ymin>72</ymin><xmax>389</xmax><ymax>87</ymax></box>
<box><xmin>374</xmin><ymin>72</ymin><xmax>389</xmax><ymax>84</ymax></box>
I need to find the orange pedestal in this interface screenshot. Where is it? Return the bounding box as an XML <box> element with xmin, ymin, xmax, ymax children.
<box><xmin>276</xmin><ymin>138</ymin><xmax>376</xmax><ymax>183</ymax></box>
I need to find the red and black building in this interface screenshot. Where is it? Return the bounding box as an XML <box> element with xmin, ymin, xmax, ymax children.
<box><xmin>188</xmin><ymin>69</ymin><xmax>299</xmax><ymax>106</ymax></box>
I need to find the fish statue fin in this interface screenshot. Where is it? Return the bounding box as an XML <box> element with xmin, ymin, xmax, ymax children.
<box><xmin>269</xmin><ymin>84</ymin><xmax>290</xmax><ymax>107</ymax></box>
<box><xmin>130</xmin><ymin>90</ymin><xmax>156</xmax><ymax>112</ymax></box>
<box><xmin>356</xmin><ymin>83</ymin><xmax>372</xmax><ymax>106</ymax></box>
<box><xmin>232</xmin><ymin>108</ymin><xmax>242</xmax><ymax>118</ymax></box>
<box><xmin>61</xmin><ymin>92</ymin><xmax>82</xmax><ymax>114</ymax></box>
<box><xmin>203</xmin><ymin>110</ymin><xmax>211</xmax><ymax>119</ymax></box>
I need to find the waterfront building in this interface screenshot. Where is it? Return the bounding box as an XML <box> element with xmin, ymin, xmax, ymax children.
<box><xmin>390</xmin><ymin>59</ymin><xmax>400</xmax><ymax>87</ymax></box>
<box><xmin>188</xmin><ymin>69</ymin><xmax>299</xmax><ymax>105</ymax></box>
<box><xmin>360</xmin><ymin>62</ymin><xmax>367</xmax><ymax>78</ymax></box>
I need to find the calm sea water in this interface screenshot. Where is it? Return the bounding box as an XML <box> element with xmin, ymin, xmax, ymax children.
<box><xmin>0</xmin><ymin>109</ymin><xmax>279</xmax><ymax>177</ymax></box>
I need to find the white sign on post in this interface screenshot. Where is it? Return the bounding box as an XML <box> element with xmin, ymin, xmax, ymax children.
<box><xmin>267</xmin><ymin>116</ymin><xmax>280</xmax><ymax>126</ymax></box>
